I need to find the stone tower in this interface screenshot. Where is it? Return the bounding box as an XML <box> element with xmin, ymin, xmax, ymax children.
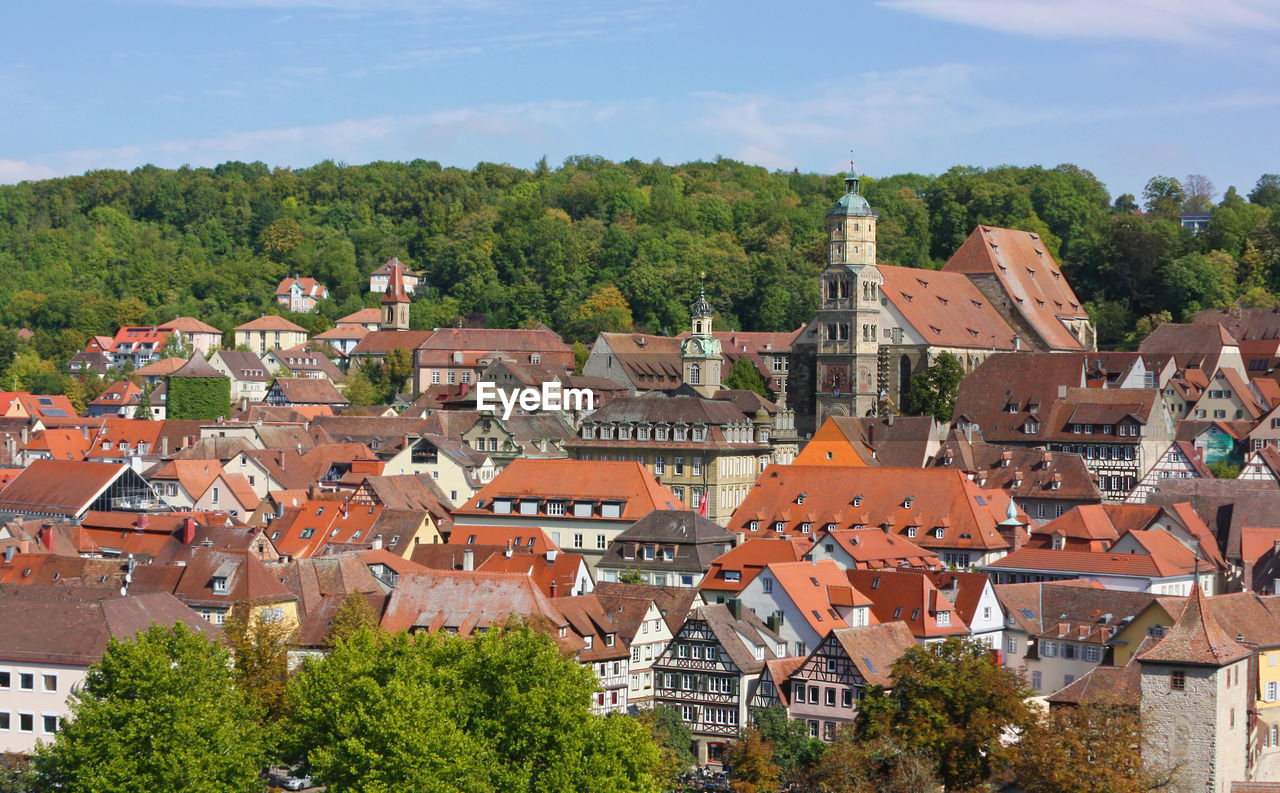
<box><xmin>681</xmin><ymin>285</ymin><xmax>722</xmax><ymax>398</ymax></box>
<box><xmin>380</xmin><ymin>258</ymin><xmax>411</xmax><ymax>331</ymax></box>
<box><xmin>813</xmin><ymin>166</ymin><xmax>883</xmax><ymax>422</ymax></box>
<box><xmin>1137</xmin><ymin>586</ymin><xmax>1250</xmax><ymax>793</ymax></box>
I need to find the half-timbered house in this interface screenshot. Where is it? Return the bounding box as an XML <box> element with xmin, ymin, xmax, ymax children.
<box><xmin>652</xmin><ymin>603</ymin><xmax>786</xmax><ymax>765</ymax></box>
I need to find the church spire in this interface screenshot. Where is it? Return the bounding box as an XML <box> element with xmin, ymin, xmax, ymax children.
<box><xmin>845</xmin><ymin>157</ymin><xmax>860</xmax><ymax>196</ymax></box>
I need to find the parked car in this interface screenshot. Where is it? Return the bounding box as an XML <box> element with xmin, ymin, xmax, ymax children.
<box><xmin>281</xmin><ymin>775</ymin><xmax>313</xmax><ymax>791</ymax></box>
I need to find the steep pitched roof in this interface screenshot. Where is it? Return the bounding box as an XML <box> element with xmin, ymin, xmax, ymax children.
<box><xmin>159</xmin><ymin>316</ymin><xmax>222</xmax><ymax>334</ymax></box>
<box><xmin>847</xmin><ymin>568</ymin><xmax>967</xmax><ymax>639</ymax></box>
<box><xmin>763</xmin><ymin>560</ymin><xmax>865</xmax><ymax>636</ymax></box>
<box><xmin>1138</xmin><ymin>586</ymin><xmax>1250</xmax><ymax>667</ymax></box>
<box><xmin>942</xmin><ymin>226</ymin><xmax>1090</xmax><ymax>351</ymax></box>
<box><xmin>815</xmin><ymin>528</ymin><xmax>940</xmax><ymax>569</ymax></box>
<box><xmin>829</xmin><ymin>621</ymin><xmax>919</xmax><ymax>688</ymax></box>
<box><xmin>456</xmin><ymin>459</ymin><xmax>683</xmax><ymax>522</ymax></box>
<box><xmin>701</xmin><ymin>538</ymin><xmax>808</xmax><ymax>594</ymax></box>
<box><xmin>878</xmin><ymin>265</ymin><xmax>1018</xmax><ymax>350</ymax></box>
<box><xmin>269</xmin><ymin>377</ymin><xmax>348</xmax><ymax>406</ymax></box>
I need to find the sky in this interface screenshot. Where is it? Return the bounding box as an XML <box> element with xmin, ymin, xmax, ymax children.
<box><xmin>2</xmin><ymin>0</ymin><xmax>1279</xmax><ymax>200</ymax></box>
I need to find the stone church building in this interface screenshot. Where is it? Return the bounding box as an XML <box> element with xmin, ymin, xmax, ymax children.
<box><xmin>788</xmin><ymin>167</ymin><xmax>1096</xmax><ymax>436</ymax></box>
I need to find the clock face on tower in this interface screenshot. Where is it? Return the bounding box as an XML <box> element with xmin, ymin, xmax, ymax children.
<box><xmin>686</xmin><ymin>340</ymin><xmax>702</xmax><ymax>355</ymax></box>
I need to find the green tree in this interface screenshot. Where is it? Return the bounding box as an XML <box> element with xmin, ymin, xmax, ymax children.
<box><xmin>806</xmin><ymin>731</ymin><xmax>939</xmax><ymax>793</ymax></box>
<box><xmin>286</xmin><ymin>621</ymin><xmax>663</xmax><ymax>793</ymax></box>
<box><xmin>903</xmin><ymin>352</ymin><xmax>963</xmax><ymax>422</ymax></box>
<box><xmin>1011</xmin><ymin>703</ymin><xmax>1162</xmax><ymax>793</ymax></box>
<box><xmin>856</xmin><ymin>638</ymin><xmax>1033</xmax><ymax>792</ymax></box>
<box><xmin>636</xmin><ymin>706</ymin><xmax>695</xmax><ymax>785</ymax></box>
<box><xmin>1143</xmin><ymin>176</ymin><xmax>1186</xmax><ymax>220</ymax></box>
<box><xmin>1250</xmin><ymin>174</ymin><xmax>1280</xmax><ymax>209</ymax></box>
<box><xmin>384</xmin><ymin>345</ymin><xmax>414</xmax><ymax>396</ymax></box>
<box><xmin>326</xmin><ymin>592</ymin><xmax>380</xmax><ymax>647</ymax></box>
<box><xmin>722</xmin><ymin>356</ymin><xmax>773</xmax><ymax>399</ymax></box>
<box><xmin>223</xmin><ymin>601</ymin><xmax>297</xmax><ymax>727</ymax></box>
<box><xmin>342</xmin><ymin>368</ymin><xmax>382</xmax><ymax>406</ymax></box>
<box><xmin>134</xmin><ymin>384</ymin><xmax>153</xmax><ymax>420</ymax></box>
<box><xmin>752</xmin><ymin>702</ymin><xmax>824</xmax><ymax>780</ymax></box>
<box><xmin>724</xmin><ymin>729</ymin><xmax>780</xmax><ymax>793</ymax></box>
<box><xmin>33</xmin><ymin>623</ymin><xmax>267</xmax><ymax>793</ymax></box>
<box><xmin>1209</xmin><ymin>460</ymin><xmax>1241</xmax><ymax>479</ymax></box>
<box><xmin>573</xmin><ymin>341</ymin><xmax>589</xmax><ymax>375</ymax></box>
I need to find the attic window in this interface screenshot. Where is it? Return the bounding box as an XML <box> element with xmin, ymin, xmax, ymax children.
<box><xmin>212</xmin><ymin>576</ymin><xmax>228</xmax><ymax>594</ymax></box>
<box><xmin>852</xmin><ymin>495</ymin><xmax>863</xmax><ymax>507</ymax></box>
<box><xmin>773</xmin><ymin>522</ymin><xmax>785</xmax><ymax>532</ymax></box>
<box><xmin>812</xmin><ymin>609</ymin><xmax>824</xmax><ymax>623</ymax></box>
<box><xmin>724</xmin><ymin>570</ymin><xmax>741</xmax><ymax>582</ymax></box>
<box><xmin>911</xmin><ymin>609</ymin><xmax>921</xmax><ymax>621</ymax></box>
<box><xmin>825</xmin><ymin>523</ymin><xmax>837</xmax><ymax>531</ymax></box>
<box><xmin>797</xmin><ymin>492</ymin><xmax>807</xmax><ymax>506</ymax></box>
<box><xmin>749</xmin><ymin>520</ymin><xmax>759</xmax><ymax>532</ymax></box>
<box><xmin>300</xmin><ymin>528</ymin><xmax>316</xmax><ymax>539</ymax></box>
<box><xmin>801</xmin><ymin>523</ymin><xmax>812</xmax><ymax>534</ymax></box>
<box><xmin>934</xmin><ymin>527</ymin><xmax>945</xmax><ymax>539</ymax></box>
<box><xmin>871</xmin><ymin>577</ymin><xmax>881</xmax><ymax>589</ymax></box>
<box><xmin>937</xmin><ymin>296</ymin><xmax>949</xmax><ymax>306</ymax></box>
<box><xmin>928</xmin><ymin>325</ymin><xmax>942</xmax><ymax>335</ymax></box>
<box><xmin>903</xmin><ymin>496</ymin><xmax>914</xmax><ymax>509</ymax></box>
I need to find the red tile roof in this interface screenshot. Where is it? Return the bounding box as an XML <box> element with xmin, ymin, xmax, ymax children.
<box><xmin>700</xmin><ymin>538</ymin><xmax>807</xmax><ymax>594</ymax></box>
<box><xmin>986</xmin><ymin>547</ymin><xmax>1190</xmax><ymax>579</ymax></box>
<box><xmin>847</xmin><ymin>568</ymin><xmax>967</xmax><ymax>639</ymax></box>
<box><xmin>159</xmin><ymin>316</ymin><xmax>221</xmax><ymax>334</ymax></box>
<box><xmin>764</xmin><ymin>560</ymin><xmax>868</xmax><ymax>636</ymax></box>
<box><xmin>380</xmin><ymin>568</ymin><xmax>565</xmax><ymax>634</ymax></box>
<box><xmin>942</xmin><ymin>226</ymin><xmax>1090</xmax><ymax>351</ymax></box>
<box><xmin>1138</xmin><ymin>586</ymin><xmax>1250</xmax><ymax>667</ymax></box>
<box><xmin>235</xmin><ymin>315</ymin><xmax>308</xmax><ymax>333</ymax></box>
<box><xmin>815</xmin><ymin>528</ymin><xmax>941</xmax><ymax>569</ymax></box>
<box><xmin>456</xmin><ymin>459</ymin><xmax>683</xmax><ymax>522</ymax></box>
<box><xmin>878</xmin><ymin>265</ymin><xmax>1018</xmax><ymax>350</ymax></box>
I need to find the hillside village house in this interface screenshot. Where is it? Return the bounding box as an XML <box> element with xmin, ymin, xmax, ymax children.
<box><xmin>594</xmin><ymin>509</ymin><xmax>735</xmax><ymax>588</ymax></box>
<box><xmin>568</xmin><ymin>395</ymin><xmax>773</xmax><ymax>523</ymax></box>
<box><xmin>413</xmin><ymin>327</ymin><xmax>575</xmax><ymax>393</ymax></box>
<box><xmin>234</xmin><ymin>316</ymin><xmax>309</xmax><ymax>356</ymax></box>
<box><xmin>369</xmin><ymin>257</ymin><xmax>420</xmax><ymax>294</ymax></box>
<box><xmin>652</xmin><ymin>603</ymin><xmax>787</xmax><ymax>765</ymax></box>
<box><xmin>0</xmin><ymin>587</ymin><xmax>215</xmax><ymax>754</ymax></box>
<box><xmin>737</xmin><ymin>559</ymin><xmax>873</xmax><ymax>657</ymax></box>
<box><xmin>275</xmin><ymin>276</ymin><xmax>329</xmax><ymax>313</ymax></box>
<box><xmin>158</xmin><ymin>317</ymin><xmax>223</xmax><ymax>355</ymax></box>
<box><xmin>453</xmin><ymin>459</ymin><xmax>684</xmax><ymax>571</ymax></box>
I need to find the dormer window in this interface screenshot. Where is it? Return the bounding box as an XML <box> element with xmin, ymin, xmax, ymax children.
<box><xmin>724</xmin><ymin>570</ymin><xmax>741</xmax><ymax>582</ymax></box>
<box><xmin>934</xmin><ymin>527</ymin><xmax>945</xmax><ymax>539</ymax></box>
<box><xmin>797</xmin><ymin>492</ymin><xmax>807</xmax><ymax>506</ymax></box>
<box><xmin>773</xmin><ymin>521</ymin><xmax>785</xmax><ymax>532</ymax></box>
<box><xmin>905</xmin><ymin>526</ymin><xmax>916</xmax><ymax>538</ymax></box>
<box><xmin>604</xmin><ymin>634</ymin><xmax>614</xmax><ymax>647</ymax></box>
<box><xmin>584</xmin><ymin>635</ymin><xmax>594</xmax><ymax>649</ymax></box>
<box><xmin>852</xmin><ymin>495</ymin><xmax>863</xmax><ymax>507</ymax></box>
<box><xmin>212</xmin><ymin>576</ymin><xmax>228</xmax><ymax>594</ymax></box>
<box><xmin>801</xmin><ymin>523</ymin><xmax>812</xmax><ymax>534</ymax></box>
<box><xmin>749</xmin><ymin>521</ymin><xmax>760</xmax><ymax>532</ymax></box>
<box><xmin>903</xmin><ymin>496</ymin><xmax>914</xmax><ymax>509</ymax></box>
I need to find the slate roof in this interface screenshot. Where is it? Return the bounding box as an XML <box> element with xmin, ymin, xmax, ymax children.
<box><xmin>1138</xmin><ymin>586</ymin><xmax>1251</xmax><ymax>667</ymax></box>
<box><xmin>598</xmin><ymin>509</ymin><xmax>736</xmax><ymax>573</ymax></box>
<box><xmin>692</xmin><ymin>602</ymin><xmax>784</xmax><ymax>674</ymax></box>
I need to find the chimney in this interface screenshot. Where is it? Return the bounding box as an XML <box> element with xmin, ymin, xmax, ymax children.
<box><xmin>42</xmin><ymin>525</ymin><xmax>53</xmax><ymax>551</ymax></box>
<box><xmin>727</xmin><ymin>598</ymin><xmax>743</xmax><ymax>620</ymax></box>
<box><xmin>136</xmin><ymin>513</ymin><xmax>149</xmax><ymax>531</ymax></box>
<box><xmin>276</xmin><ymin>500</ymin><xmax>285</xmax><ymax>520</ymax></box>
<box><xmin>182</xmin><ymin>517</ymin><xmax>196</xmax><ymax>545</ymax></box>
<box><xmin>20</xmin><ymin>427</ymin><xmax>28</xmax><ymax>445</ymax></box>
<box><xmin>462</xmin><ymin>548</ymin><xmax>474</xmax><ymax>571</ymax></box>
<box><xmin>162</xmin><ymin>436</ymin><xmax>169</xmax><ymax>457</ymax></box>
<box><xmin>549</xmin><ymin>581</ymin><xmax>558</xmax><ymax>597</ymax></box>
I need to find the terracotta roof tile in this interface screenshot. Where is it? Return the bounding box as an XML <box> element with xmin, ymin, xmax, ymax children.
<box><xmin>1138</xmin><ymin>586</ymin><xmax>1250</xmax><ymax>666</ymax></box>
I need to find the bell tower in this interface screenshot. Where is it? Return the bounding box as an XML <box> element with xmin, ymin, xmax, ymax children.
<box><xmin>681</xmin><ymin>281</ymin><xmax>722</xmax><ymax>398</ymax></box>
<box><xmin>813</xmin><ymin>162</ymin><xmax>882</xmax><ymax>422</ymax></box>
<box><xmin>380</xmin><ymin>258</ymin><xmax>411</xmax><ymax>331</ymax></box>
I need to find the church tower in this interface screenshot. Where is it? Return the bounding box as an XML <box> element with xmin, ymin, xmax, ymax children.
<box><xmin>681</xmin><ymin>284</ymin><xmax>722</xmax><ymax>398</ymax></box>
<box><xmin>380</xmin><ymin>259</ymin><xmax>411</xmax><ymax>331</ymax></box>
<box><xmin>813</xmin><ymin>165</ymin><xmax>883</xmax><ymax>422</ymax></box>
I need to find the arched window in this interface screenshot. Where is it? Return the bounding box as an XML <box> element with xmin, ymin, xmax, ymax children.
<box><xmin>689</xmin><ymin>363</ymin><xmax>702</xmax><ymax>385</ymax></box>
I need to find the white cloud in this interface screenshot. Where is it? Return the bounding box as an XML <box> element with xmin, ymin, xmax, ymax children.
<box><xmin>0</xmin><ymin>160</ymin><xmax>58</xmax><ymax>184</ymax></box>
<box><xmin>880</xmin><ymin>0</ymin><xmax>1280</xmax><ymax>42</ymax></box>
<box><xmin>689</xmin><ymin>64</ymin><xmax>1060</xmax><ymax>172</ymax></box>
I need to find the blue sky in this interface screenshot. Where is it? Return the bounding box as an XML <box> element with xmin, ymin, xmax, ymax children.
<box><xmin>2</xmin><ymin>0</ymin><xmax>1278</xmax><ymax>199</ymax></box>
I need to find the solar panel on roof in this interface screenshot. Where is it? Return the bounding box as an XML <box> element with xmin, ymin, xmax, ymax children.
<box><xmin>975</xmin><ymin>496</ymin><xmax>987</xmax><ymax>505</ymax></box>
<box><xmin>1020</xmin><ymin>608</ymin><xmax>1036</xmax><ymax>619</ymax></box>
<box><xmin>38</xmin><ymin>397</ymin><xmax>53</xmax><ymax>406</ymax></box>
<box><xmin>45</xmin><ymin>409</ymin><xmax>67</xmax><ymax>417</ymax></box>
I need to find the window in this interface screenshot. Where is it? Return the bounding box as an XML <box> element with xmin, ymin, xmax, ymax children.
<box><xmin>1041</xmin><ymin>641</ymin><xmax>1057</xmax><ymax>658</ymax></box>
<box><xmin>1171</xmin><ymin>671</ymin><xmax>1185</xmax><ymax>691</ymax></box>
<box><xmin>1030</xmin><ymin>671</ymin><xmax>1042</xmax><ymax>690</ymax></box>
<box><xmin>762</xmin><ymin>577</ymin><xmax>773</xmax><ymax>594</ymax></box>
<box><xmin>825</xmin><ymin>687</ymin><xmax>836</xmax><ymax>706</ymax></box>
<box><xmin>1268</xmin><ymin>682</ymin><xmax>1278</xmax><ymax>702</ymax></box>
<box><xmin>547</xmin><ymin>501</ymin><xmax>566</xmax><ymax>516</ymax></box>
<box><xmin>42</xmin><ymin>674</ymin><xmax>56</xmax><ymax>692</ymax></box>
<box><xmin>1085</xmin><ymin>645</ymin><xmax>1101</xmax><ymax>663</ymax></box>
<box><xmin>42</xmin><ymin>714</ymin><xmax>58</xmax><ymax>734</ymax></box>
<box><xmin>1006</xmin><ymin>635</ymin><xmax>1018</xmax><ymax>654</ymax></box>
<box><xmin>573</xmin><ymin>533</ymin><xmax>583</xmax><ymax>548</ymax></box>
<box><xmin>597</xmin><ymin>534</ymin><xmax>607</xmax><ymax>550</ymax></box>
<box><xmin>0</xmin><ymin>712</ymin><xmax>7</xmax><ymax>730</ymax></box>
<box><xmin>19</xmin><ymin>713</ymin><xmax>33</xmax><ymax>733</ymax></box>
<box><xmin>19</xmin><ymin>673</ymin><xmax>34</xmax><ymax>691</ymax></box>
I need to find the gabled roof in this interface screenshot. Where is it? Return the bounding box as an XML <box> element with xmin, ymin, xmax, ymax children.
<box><xmin>351</xmin><ymin>330</ymin><xmax>434</xmax><ymax>357</ymax></box>
<box><xmin>701</xmin><ymin>538</ymin><xmax>808</xmax><ymax>594</ymax></box>
<box><xmin>159</xmin><ymin>316</ymin><xmax>221</xmax><ymax>334</ymax></box>
<box><xmin>762</xmin><ymin>560</ymin><xmax>866</xmax><ymax>636</ymax></box>
<box><xmin>457</xmin><ymin>459</ymin><xmax>682</xmax><ymax>522</ymax></box>
<box><xmin>828</xmin><ymin>621</ymin><xmax>919</xmax><ymax>688</ymax></box>
<box><xmin>134</xmin><ymin>357</ymin><xmax>188</xmax><ymax>377</ymax></box>
<box><xmin>170</xmin><ymin>547</ymin><xmax>296</xmax><ymax>607</ymax></box>
<box><xmin>985</xmin><ymin>547</ymin><xmax>1191</xmax><ymax>579</ymax></box>
<box><xmin>149</xmin><ymin>459</ymin><xmax>223</xmax><ymax>497</ymax></box>
<box><xmin>235</xmin><ymin>315</ymin><xmax>308</xmax><ymax>333</ymax></box>
<box><xmin>814</xmin><ymin>528</ymin><xmax>940</xmax><ymax>569</ymax></box>
<box><xmin>731</xmin><ymin>464</ymin><xmax>1020</xmax><ymax>552</ymax></box>
<box><xmin>171</xmin><ymin>353</ymin><xmax>227</xmax><ymax>379</ymax></box>
<box><xmin>269</xmin><ymin>377</ymin><xmax>348</xmax><ymax>406</ymax></box>
<box><xmin>1046</xmin><ymin>653</ymin><xmax>1142</xmax><ymax>707</ymax></box>
<box><xmin>592</xmin><ymin>581</ymin><xmax>698</xmax><ymax>633</ymax></box>
<box><xmin>795</xmin><ymin>416</ymin><xmax>937</xmax><ymax>468</ymax></box>
<box><xmin>336</xmin><ymin>308</ymin><xmax>383</xmax><ymax>326</ymax></box>
<box><xmin>1138</xmin><ymin>586</ymin><xmax>1250</xmax><ymax>667</ymax></box>
<box><xmin>0</xmin><ymin>460</ymin><xmax>131</xmax><ymax>516</ymax></box>
<box><xmin>847</xmin><ymin>569</ymin><xmax>967</xmax><ymax>639</ymax></box>
<box><xmin>596</xmin><ymin>333</ymin><xmax>684</xmax><ymax>389</ymax></box>
<box><xmin>381</xmin><ymin>568</ymin><xmax>566</xmax><ymax>634</ymax></box>
<box><xmin>0</xmin><ymin>586</ymin><xmax>217</xmax><ymax>665</ymax></box>
<box><xmin>212</xmin><ymin>349</ymin><xmax>271</xmax><ymax>381</ymax></box>
<box><xmin>690</xmin><ymin>602</ymin><xmax>784</xmax><ymax>673</ymax></box>
<box><xmin>942</xmin><ymin>226</ymin><xmax>1090</xmax><ymax>351</ymax></box>
<box><xmin>276</xmin><ymin>276</ymin><xmax>327</xmax><ymax>298</ymax></box>
<box><xmin>878</xmin><ymin>265</ymin><xmax>1018</xmax><ymax>350</ymax></box>
<box><xmin>1138</xmin><ymin>323</ymin><xmax>1238</xmax><ymax>375</ymax></box>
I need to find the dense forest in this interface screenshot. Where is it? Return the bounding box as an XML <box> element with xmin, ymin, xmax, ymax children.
<box><xmin>0</xmin><ymin>156</ymin><xmax>1278</xmax><ymax>397</ymax></box>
